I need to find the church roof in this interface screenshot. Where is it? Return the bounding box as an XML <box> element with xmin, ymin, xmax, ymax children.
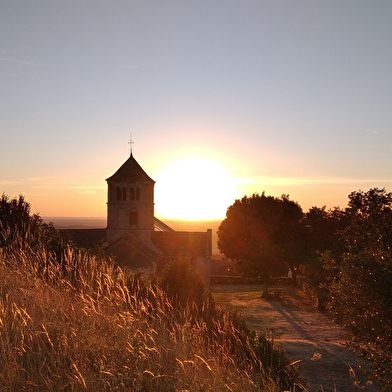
<box><xmin>106</xmin><ymin>153</ymin><xmax>155</xmax><ymax>183</ymax></box>
<box><xmin>154</xmin><ymin>217</ymin><xmax>175</xmax><ymax>232</ymax></box>
<box><xmin>104</xmin><ymin>235</ymin><xmax>161</xmax><ymax>269</ymax></box>
<box><xmin>59</xmin><ymin>228</ymin><xmax>106</xmax><ymax>249</ymax></box>
<box><xmin>151</xmin><ymin>231</ymin><xmax>210</xmax><ymax>258</ymax></box>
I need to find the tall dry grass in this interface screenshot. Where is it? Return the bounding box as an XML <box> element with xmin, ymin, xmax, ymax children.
<box><xmin>0</xmin><ymin>240</ymin><xmax>300</xmax><ymax>391</ymax></box>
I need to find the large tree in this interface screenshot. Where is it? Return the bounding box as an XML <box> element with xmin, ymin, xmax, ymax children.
<box><xmin>217</xmin><ymin>193</ymin><xmax>305</xmax><ymax>286</ymax></box>
<box><xmin>329</xmin><ymin>188</ymin><xmax>392</xmax><ymax>387</ymax></box>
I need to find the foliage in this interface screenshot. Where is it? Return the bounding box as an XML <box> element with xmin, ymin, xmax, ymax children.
<box><xmin>0</xmin><ymin>193</ymin><xmax>62</xmax><ymax>256</ymax></box>
<box><xmin>303</xmin><ymin>206</ymin><xmax>347</xmax><ymax>263</ymax></box>
<box><xmin>328</xmin><ymin>188</ymin><xmax>392</xmax><ymax>388</ymax></box>
<box><xmin>300</xmin><ymin>206</ymin><xmax>347</xmax><ymax>290</ymax></box>
<box><xmin>254</xmin><ymin>334</ymin><xmax>301</xmax><ymax>391</ymax></box>
<box><xmin>0</xmin><ymin>230</ymin><xmax>300</xmax><ymax>391</ymax></box>
<box><xmin>217</xmin><ymin>193</ymin><xmax>305</xmax><ymax>283</ymax></box>
<box><xmin>159</xmin><ymin>258</ymin><xmax>208</xmax><ymax>311</ymax></box>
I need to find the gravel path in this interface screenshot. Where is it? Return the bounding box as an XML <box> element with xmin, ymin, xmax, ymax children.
<box><xmin>211</xmin><ymin>284</ymin><xmax>381</xmax><ymax>392</ymax></box>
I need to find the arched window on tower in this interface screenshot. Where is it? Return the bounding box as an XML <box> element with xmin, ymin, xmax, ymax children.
<box><xmin>116</xmin><ymin>187</ymin><xmax>122</xmax><ymax>201</ymax></box>
<box><xmin>136</xmin><ymin>188</ymin><xmax>140</xmax><ymax>201</ymax></box>
<box><xmin>130</xmin><ymin>188</ymin><xmax>135</xmax><ymax>201</ymax></box>
<box><xmin>122</xmin><ymin>188</ymin><xmax>127</xmax><ymax>201</ymax></box>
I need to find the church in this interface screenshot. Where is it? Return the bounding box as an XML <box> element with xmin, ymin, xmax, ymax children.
<box><xmin>64</xmin><ymin>151</ymin><xmax>212</xmax><ymax>284</ymax></box>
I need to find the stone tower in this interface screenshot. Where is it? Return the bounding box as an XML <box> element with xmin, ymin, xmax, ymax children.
<box><xmin>106</xmin><ymin>153</ymin><xmax>155</xmax><ymax>244</ymax></box>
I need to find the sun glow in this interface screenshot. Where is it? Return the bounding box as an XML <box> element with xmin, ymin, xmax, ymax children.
<box><xmin>154</xmin><ymin>157</ymin><xmax>237</xmax><ymax>221</ymax></box>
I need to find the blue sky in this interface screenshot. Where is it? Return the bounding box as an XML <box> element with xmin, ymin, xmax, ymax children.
<box><xmin>1</xmin><ymin>1</ymin><xmax>392</xmax><ymax>219</ymax></box>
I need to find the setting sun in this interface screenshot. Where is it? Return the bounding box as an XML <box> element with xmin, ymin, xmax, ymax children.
<box><xmin>154</xmin><ymin>157</ymin><xmax>237</xmax><ymax>221</ymax></box>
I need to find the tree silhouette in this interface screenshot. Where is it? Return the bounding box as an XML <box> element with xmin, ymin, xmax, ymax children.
<box><xmin>0</xmin><ymin>193</ymin><xmax>61</xmax><ymax>256</ymax></box>
<box><xmin>330</xmin><ymin>188</ymin><xmax>392</xmax><ymax>387</ymax></box>
<box><xmin>1</xmin><ymin>194</ymin><xmax>32</xmax><ymax>246</ymax></box>
<box><xmin>217</xmin><ymin>193</ymin><xmax>305</xmax><ymax>287</ymax></box>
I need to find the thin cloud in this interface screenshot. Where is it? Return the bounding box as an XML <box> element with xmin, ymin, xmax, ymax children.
<box><xmin>28</xmin><ymin>184</ymin><xmax>105</xmax><ymax>191</ymax></box>
<box><xmin>67</xmin><ymin>185</ymin><xmax>105</xmax><ymax>195</ymax></box>
<box><xmin>0</xmin><ymin>180</ymin><xmax>20</xmax><ymax>186</ymax></box>
<box><xmin>75</xmin><ymin>189</ymin><xmax>98</xmax><ymax>195</ymax></box>
<box><xmin>67</xmin><ymin>186</ymin><xmax>105</xmax><ymax>190</ymax></box>
<box><xmin>0</xmin><ymin>57</ymin><xmax>51</xmax><ymax>67</ymax></box>
<box><xmin>3</xmin><ymin>176</ymin><xmax>105</xmax><ymax>192</ymax></box>
<box><xmin>366</xmin><ymin>128</ymin><xmax>379</xmax><ymax>135</ymax></box>
<box><xmin>236</xmin><ymin>175</ymin><xmax>392</xmax><ymax>187</ymax></box>
<box><xmin>298</xmin><ymin>177</ymin><xmax>392</xmax><ymax>185</ymax></box>
<box><xmin>26</xmin><ymin>175</ymin><xmax>81</xmax><ymax>185</ymax></box>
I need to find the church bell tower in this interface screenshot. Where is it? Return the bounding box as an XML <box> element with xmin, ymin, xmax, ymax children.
<box><xmin>106</xmin><ymin>152</ymin><xmax>155</xmax><ymax>244</ymax></box>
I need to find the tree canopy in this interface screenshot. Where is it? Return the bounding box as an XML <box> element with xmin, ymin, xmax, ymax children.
<box><xmin>329</xmin><ymin>188</ymin><xmax>392</xmax><ymax>386</ymax></box>
<box><xmin>0</xmin><ymin>193</ymin><xmax>60</xmax><ymax>254</ymax></box>
<box><xmin>217</xmin><ymin>193</ymin><xmax>305</xmax><ymax>283</ymax></box>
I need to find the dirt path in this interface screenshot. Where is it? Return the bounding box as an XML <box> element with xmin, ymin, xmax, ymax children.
<box><xmin>211</xmin><ymin>284</ymin><xmax>381</xmax><ymax>392</ymax></box>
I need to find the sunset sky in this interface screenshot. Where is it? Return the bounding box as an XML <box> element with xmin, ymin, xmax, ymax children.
<box><xmin>1</xmin><ymin>1</ymin><xmax>392</xmax><ymax>221</ymax></box>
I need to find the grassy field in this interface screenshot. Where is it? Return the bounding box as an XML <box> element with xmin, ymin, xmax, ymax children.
<box><xmin>0</xmin><ymin>242</ymin><xmax>301</xmax><ymax>391</ymax></box>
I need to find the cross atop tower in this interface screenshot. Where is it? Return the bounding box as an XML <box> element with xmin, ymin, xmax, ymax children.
<box><xmin>128</xmin><ymin>134</ymin><xmax>134</xmax><ymax>155</ymax></box>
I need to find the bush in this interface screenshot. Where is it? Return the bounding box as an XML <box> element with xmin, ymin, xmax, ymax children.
<box><xmin>159</xmin><ymin>258</ymin><xmax>208</xmax><ymax>310</ymax></box>
<box><xmin>329</xmin><ymin>251</ymin><xmax>392</xmax><ymax>388</ymax></box>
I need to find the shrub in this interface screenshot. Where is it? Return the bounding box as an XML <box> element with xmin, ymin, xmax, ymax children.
<box><xmin>329</xmin><ymin>251</ymin><xmax>392</xmax><ymax>388</ymax></box>
<box><xmin>159</xmin><ymin>258</ymin><xmax>209</xmax><ymax>310</ymax></box>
